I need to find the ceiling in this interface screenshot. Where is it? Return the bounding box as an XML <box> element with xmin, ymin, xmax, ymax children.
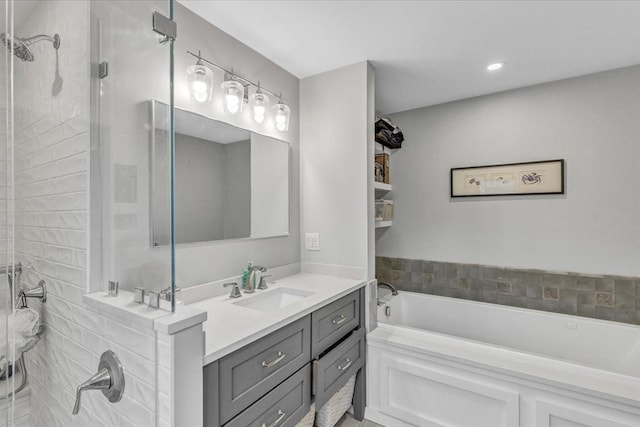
<box><xmin>179</xmin><ymin>1</ymin><xmax>640</xmax><ymax>114</ymax></box>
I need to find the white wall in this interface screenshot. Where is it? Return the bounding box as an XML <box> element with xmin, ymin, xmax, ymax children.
<box><xmin>376</xmin><ymin>65</ymin><xmax>640</xmax><ymax>277</ymax></box>
<box><xmin>300</xmin><ymin>61</ymin><xmax>375</xmax><ymax>280</ymax></box>
<box><xmin>14</xmin><ymin>1</ymin><xmax>160</xmax><ymax>426</ymax></box>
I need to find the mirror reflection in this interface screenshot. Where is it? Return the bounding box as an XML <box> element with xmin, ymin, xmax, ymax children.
<box><xmin>151</xmin><ymin>100</ymin><xmax>289</xmax><ymax>246</ymax></box>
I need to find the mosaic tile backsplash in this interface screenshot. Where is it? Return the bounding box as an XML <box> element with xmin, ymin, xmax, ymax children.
<box><xmin>376</xmin><ymin>256</ymin><xmax>640</xmax><ymax>325</ymax></box>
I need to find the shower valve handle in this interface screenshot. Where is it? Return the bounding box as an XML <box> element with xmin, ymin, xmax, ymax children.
<box><xmin>72</xmin><ymin>350</ymin><xmax>125</xmax><ymax>415</ymax></box>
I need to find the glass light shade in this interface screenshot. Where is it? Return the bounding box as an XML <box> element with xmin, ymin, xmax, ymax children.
<box><xmin>250</xmin><ymin>91</ymin><xmax>270</xmax><ymax>124</ymax></box>
<box><xmin>186</xmin><ymin>63</ymin><xmax>213</xmax><ymax>103</ymax></box>
<box><xmin>221</xmin><ymin>80</ymin><xmax>245</xmax><ymax>114</ymax></box>
<box><xmin>273</xmin><ymin>102</ymin><xmax>290</xmax><ymax>131</ymax></box>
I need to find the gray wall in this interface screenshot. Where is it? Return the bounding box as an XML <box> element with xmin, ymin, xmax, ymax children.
<box><xmin>224</xmin><ymin>140</ymin><xmax>251</xmax><ymax>239</ymax></box>
<box><xmin>92</xmin><ymin>2</ymin><xmax>300</xmax><ymax>290</ymax></box>
<box><xmin>173</xmin><ymin>135</ymin><xmax>251</xmax><ymax>243</ymax></box>
<box><xmin>377</xmin><ymin>65</ymin><xmax>640</xmax><ymax>277</ymax></box>
<box><xmin>173</xmin><ymin>5</ymin><xmax>300</xmax><ymax>286</ymax></box>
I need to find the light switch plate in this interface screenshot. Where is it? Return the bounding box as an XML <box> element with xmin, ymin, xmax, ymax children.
<box><xmin>305</xmin><ymin>233</ymin><xmax>320</xmax><ymax>251</ymax></box>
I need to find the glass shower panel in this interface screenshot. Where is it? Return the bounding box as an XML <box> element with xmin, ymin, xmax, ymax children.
<box><xmin>90</xmin><ymin>0</ymin><xmax>176</xmax><ymax>306</ymax></box>
<box><xmin>0</xmin><ymin>0</ymin><xmax>13</xmax><ymax>423</ymax></box>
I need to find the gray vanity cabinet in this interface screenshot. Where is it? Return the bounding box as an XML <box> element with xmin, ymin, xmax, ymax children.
<box><xmin>204</xmin><ymin>287</ymin><xmax>366</xmax><ymax>427</ymax></box>
<box><xmin>218</xmin><ymin>316</ymin><xmax>311</xmax><ymax>424</ymax></box>
<box><xmin>311</xmin><ymin>291</ymin><xmax>360</xmax><ymax>359</ymax></box>
<box><xmin>313</xmin><ymin>328</ymin><xmax>365</xmax><ymax>409</ymax></box>
<box><xmin>224</xmin><ymin>364</ymin><xmax>312</xmax><ymax>427</ymax></box>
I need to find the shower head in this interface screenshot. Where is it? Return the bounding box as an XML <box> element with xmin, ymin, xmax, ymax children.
<box><xmin>1</xmin><ymin>33</ymin><xmax>60</xmax><ymax>62</ymax></box>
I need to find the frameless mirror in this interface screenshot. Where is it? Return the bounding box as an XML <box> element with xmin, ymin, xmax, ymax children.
<box><xmin>150</xmin><ymin>100</ymin><xmax>289</xmax><ymax>246</ymax></box>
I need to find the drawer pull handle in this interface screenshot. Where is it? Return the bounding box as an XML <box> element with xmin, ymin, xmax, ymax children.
<box><xmin>261</xmin><ymin>352</ymin><xmax>286</xmax><ymax>368</ymax></box>
<box><xmin>338</xmin><ymin>358</ymin><xmax>352</xmax><ymax>371</ymax></box>
<box><xmin>332</xmin><ymin>314</ymin><xmax>346</xmax><ymax>325</ymax></box>
<box><xmin>262</xmin><ymin>409</ymin><xmax>286</xmax><ymax>427</ymax></box>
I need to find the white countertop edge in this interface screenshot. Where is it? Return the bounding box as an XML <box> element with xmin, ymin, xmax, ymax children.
<box><xmin>154</xmin><ymin>305</ymin><xmax>208</xmax><ymax>335</ymax></box>
<box><xmin>201</xmin><ymin>277</ymin><xmax>366</xmax><ymax>365</ymax></box>
<box><xmin>84</xmin><ymin>291</ymin><xmax>207</xmax><ymax>335</ymax></box>
<box><xmin>368</xmin><ymin>324</ymin><xmax>640</xmax><ymax>407</ymax></box>
<box><xmin>83</xmin><ymin>291</ymin><xmax>169</xmax><ymax>330</ymax></box>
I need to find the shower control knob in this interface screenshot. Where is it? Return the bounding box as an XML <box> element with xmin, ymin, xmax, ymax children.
<box><xmin>72</xmin><ymin>350</ymin><xmax>125</xmax><ymax>415</ymax></box>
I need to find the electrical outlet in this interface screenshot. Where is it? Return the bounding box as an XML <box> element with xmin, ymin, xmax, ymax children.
<box><xmin>305</xmin><ymin>233</ymin><xmax>320</xmax><ymax>251</ymax></box>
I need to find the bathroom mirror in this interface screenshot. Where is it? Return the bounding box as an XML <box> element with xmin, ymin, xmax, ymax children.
<box><xmin>150</xmin><ymin>100</ymin><xmax>290</xmax><ymax>246</ymax></box>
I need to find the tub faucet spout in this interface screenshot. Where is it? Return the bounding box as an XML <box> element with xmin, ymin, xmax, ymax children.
<box><xmin>377</xmin><ymin>282</ymin><xmax>398</xmax><ymax>296</ymax></box>
<box><xmin>377</xmin><ymin>282</ymin><xmax>398</xmax><ymax>306</ymax></box>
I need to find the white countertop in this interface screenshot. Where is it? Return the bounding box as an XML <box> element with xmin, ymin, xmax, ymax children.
<box><xmin>190</xmin><ymin>273</ymin><xmax>366</xmax><ymax>365</ymax></box>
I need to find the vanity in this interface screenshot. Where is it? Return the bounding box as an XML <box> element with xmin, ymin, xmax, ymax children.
<box><xmin>192</xmin><ymin>274</ymin><xmax>367</xmax><ymax>427</ymax></box>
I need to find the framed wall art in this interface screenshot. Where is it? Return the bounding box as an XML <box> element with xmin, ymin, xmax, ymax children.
<box><xmin>451</xmin><ymin>159</ymin><xmax>565</xmax><ymax>197</ymax></box>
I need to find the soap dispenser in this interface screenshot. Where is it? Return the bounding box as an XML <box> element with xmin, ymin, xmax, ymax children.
<box><xmin>242</xmin><ymin>261</ymin><xmax>253</xmax><ymax>292</ymax></box>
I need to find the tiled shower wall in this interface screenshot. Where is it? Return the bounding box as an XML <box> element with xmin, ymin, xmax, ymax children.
<box><xmin>376</xmin><ymin>256</ymin><xmax>640</xmax><ymax>325</ymax></box>
<box><xmin>15</xmin><ymin>1</ymin><xmax>158</xmax><ymax>426</ymax></box>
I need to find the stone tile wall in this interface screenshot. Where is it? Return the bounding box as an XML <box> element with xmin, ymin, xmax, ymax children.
<box><xmin>376</xmin><ymin>256</ymin><xmax>640</xmax><ymax>325</ymax></box>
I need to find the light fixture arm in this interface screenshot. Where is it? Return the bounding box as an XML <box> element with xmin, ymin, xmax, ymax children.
<box><xmin>186</xmin><ymin>50</ymin><xmax>287</xmax><ymax>102</ymax></box>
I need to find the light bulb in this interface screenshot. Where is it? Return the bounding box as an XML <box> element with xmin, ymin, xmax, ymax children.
<box><xmin>192</xmin><ymin>80</ymin><xmax>207</xmax><ymax>93</ymax></box>
<box><xmin>273</xmin><ymin>101</ymin><xmax>290</xmax><ymax>132</ymax></box>
<box><xmin>186</xmin><ymin>62</ymin><xmax>213</xmax><ymax>103</ymax></box>
<box><xmin>226</xmin><ymin>94</ymin><xmax>240</xmax><ymax>113</ymax></box>
<box><xmin>250</xmin><ymin>90</ymin><xmax>270</xmax><ymax>124</ymax></box>
<box><xmin>487</xmin><ymin>62</ymin><xmax>504</xmax><ymax>71</ymax></box>
<box><xmin>221</xmin><ymin>79</ymin><xmax>245</xmax><ymax>114</ymax></box>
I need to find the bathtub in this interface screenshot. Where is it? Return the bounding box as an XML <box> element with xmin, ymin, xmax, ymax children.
<box><xmin>366</xmin><ymin>292</ymin><xmax>640</xmax><ymax>427</ymax></box>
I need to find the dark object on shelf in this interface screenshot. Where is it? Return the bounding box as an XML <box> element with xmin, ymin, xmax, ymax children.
<box><xmin>375</xmin><ymin>116</ymin><xmax>404</xmax><ymax>149</ymax></box>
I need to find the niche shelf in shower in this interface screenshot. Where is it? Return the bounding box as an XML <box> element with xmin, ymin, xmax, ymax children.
<box><xmin>375</xmin><ymin>220</ymin><xmax>392</xmax><ymax>228</ymax></box>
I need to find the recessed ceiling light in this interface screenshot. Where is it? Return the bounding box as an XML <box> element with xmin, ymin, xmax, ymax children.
<box><xmin>487</xmin><ymin>62</ymin><xmax>504</xmax><ymax>71</ymax></box>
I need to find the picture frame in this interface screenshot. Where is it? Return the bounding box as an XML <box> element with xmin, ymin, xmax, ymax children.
<box><xmin>450</xmin><ymin>159</ymin><xmax>565</xmax><ymax>197</ymax></box>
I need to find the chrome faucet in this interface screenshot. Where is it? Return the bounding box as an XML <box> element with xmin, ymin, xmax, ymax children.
<box><xmin>224</xmin><ymin>282</ymin><xmax>242</xmax><ymax>298</ymax></box>
<box><xmin>246</xmin><ymin>265</ymin><xmax>267</xmax><ymax>293</ymax></box>
<box><xmin>377</xmin><ymin>282</ymin><xmax>398</xmax><ymax>306</ymax></box>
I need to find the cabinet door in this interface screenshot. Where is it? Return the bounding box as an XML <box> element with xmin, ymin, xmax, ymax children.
<box><xmin>311</xmin><ymin>290</ymin><xmax>360</xmax><ymax>358</ymax></box>
<box><xmin>313</xmin><ymin>328</ymin><xmax>365</xmax><ymax>409</ymax></box>
<box><xmin>224</xmin><ymin>364</ymin><xmax>312</xmax><ymax>427</ymax></box>
<box><xmin>219</xmin><ymin>316</ymin><xmax>311</xmax><ymax>424</ymax></box>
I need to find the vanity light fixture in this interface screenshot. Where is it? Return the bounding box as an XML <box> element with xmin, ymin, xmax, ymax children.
<box><xmin>487</xmin><ymin>62</ymin><xmax>504</xmax><ymax>71</ymax></box>
<box><xmin>273</xmin><ymin>94</ymin><xmax>291</xmax><ymax>132</ymax></box>
<box><xmin>185</xmin><ymin>49</ymin><xmax>291</xmax><ymax>131</ymax></box>
<box><xmin>186</xmin><ymin>51</ymin><xmax>213</xmax><ymax>103</ymax></box>
<box><xmin>250</xmin><ymin>82</ymin><xmax>270</xmax><ymax>124</ymax></box>
<box><xmin>221</xmin><ymin>72</ymin><xmax>245</xmax><ymax>114</ymax></box>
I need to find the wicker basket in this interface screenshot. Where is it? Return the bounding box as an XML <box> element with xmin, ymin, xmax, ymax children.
<box><xmin>295</xmin><ymin>403</ymin><xmax>315</xmax><ymax>427</ymax></box>
<box><xmin>315</xmin><ymin>375</ymin><xmax>356</xmax><ymax>427</ymax></box>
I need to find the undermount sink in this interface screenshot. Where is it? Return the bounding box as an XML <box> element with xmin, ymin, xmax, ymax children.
<box><xmin>233</xmin><ymin>287</ymin><xmax>315</xmax><ymax>312</ymax></box>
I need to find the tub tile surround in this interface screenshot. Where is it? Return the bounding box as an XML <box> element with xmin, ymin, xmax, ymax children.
<box><xmin>376</xmin><ymin>256</ymin><xmax>640</xmax><ymax>324</ymax></box>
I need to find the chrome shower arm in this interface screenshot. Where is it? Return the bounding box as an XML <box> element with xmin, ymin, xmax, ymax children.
<box><xmin>24</xmin><ymin>34</ymin><xmax>60</xmax><ymax>49</ymax></box>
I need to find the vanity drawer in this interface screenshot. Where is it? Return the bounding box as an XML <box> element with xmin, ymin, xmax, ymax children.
<box><xmin>224</xmin><ymin>364</ymin><xmax>311</xmax><ymax>427</ymax></box>
<box><xmin>311</xmin><ymin>290</ymin><xmax>360</xmax><ymax>358</ymax></box>
<box><xmin>219</xmin><ymin>316</ymin><xmax>311</xmax><ymax>424</ymax></box>
<box><xmin>313</xmin><ymin>327</ymin><xmax>365</xmax><ymax>409</ymax></box>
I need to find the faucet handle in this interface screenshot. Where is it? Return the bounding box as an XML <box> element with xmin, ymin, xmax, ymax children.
<box><xmin>133</xmin><ymin>287</ymin><xmax>145</xmax><ymax>304</ymax></box>
<box><xmin>72</xmin><ymin>350</ymin><xmax>125</xmax><ymax>415</ymax></box>
<box><xmin>258</xmin><ymin>275</ymin><xmax>271</xmax><ymax>290</ymax></box>
<box><xmin>224</xmin><ymin>282</ymin><xmax>242</xmax><ymax>298</ymax></box>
